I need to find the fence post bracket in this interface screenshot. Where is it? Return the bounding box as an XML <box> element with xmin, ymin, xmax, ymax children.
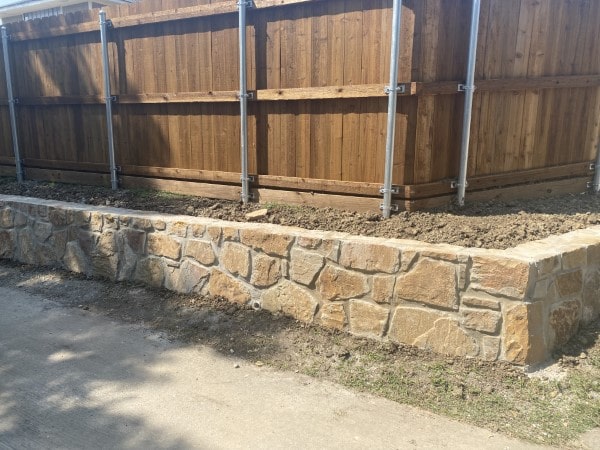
<box><xmin>384</xmin><ymin>84</ymin><xmax>406</xmax><ymax>95</ymax></box>
<box><xmin>379</xmin><ymin>185</ymin><xmax>400</xmax><ymax>195</ymax></box>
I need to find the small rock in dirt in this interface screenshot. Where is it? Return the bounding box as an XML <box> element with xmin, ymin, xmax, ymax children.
<box><xmin>325</xmin><ymin>352</ymin><xmax>335</xmax><ymax>358</ymax></box>
<box><xmin>226</xmin><ymin>306</ymin><xmax>237</xmax><ymax>315</ymax></box>
<box><xmin>186</xmin><ymin>206</ymin><xmax>195</xmax><ymax>214</ymax></box>
<box><xmin>233</xmin><ymin>363</ymin><xmax>240</xmax><ymax>368</ymax></box>
<box><xmin>580</xmin><ymin>352</ymin><xmax>588</xmax><ymax>359</ymax></box>
<box><xmin>245</xmin><ymin>208</ymin><xmax>269</xmax><ymax>221</ymax></box>
<box><xmin>229</xmin><ymin>348</ymin><xmax>235</xmax><ymax>354</ymax></box>
<box><xmin>255</xmin><ymin>361</ymin><xmax>264</xmax><ymax>367</ymax></box>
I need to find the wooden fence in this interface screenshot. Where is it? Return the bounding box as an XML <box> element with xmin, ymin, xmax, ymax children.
<box><xmin>0</xmin><ymin>0</ymin><xmax>599</xmax><ymax>211</ymax></box>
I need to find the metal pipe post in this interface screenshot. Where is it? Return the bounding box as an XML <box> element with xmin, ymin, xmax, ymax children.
<box><xmin>381</xmin><ymin>0</ymin><xmax>404</xmax><ymax>218</ymax></box>
<box><xmin>594</xmin><ymin>143</ymin><xmax>600</xmax><ymax>192</ymax></box>
<box><xmin>99</xmin><ymin>10</ymin><xmax>118</xmax><ymax>190</ymax></box>
<box><xmin>456</xmin><ymin>0</ymin><xmax>481</xmax><ymax>207</ymax></box>
<box><xmin>1</xmin><ymin>26</ymin><xmax>23</xmax><ymax>183</ymax></box>
<box><xmin>238</xmin><ymin>0</ymin><xmax>251</xmax><ymax>204</ymax></box>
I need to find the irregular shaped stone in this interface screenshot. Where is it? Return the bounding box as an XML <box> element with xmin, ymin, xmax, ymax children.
<box><xmin>461</xmin><ymin>308</ymin><xmax>501</xmax><ymax>334</ymax></box>
<box><xmin>17</xmin><ymin>229</ymin><xmax>36</xmax><ymax>265</ymax></box>
<box><xmin>168</xmin><ymin>221</ymin><xmax>188</xmax><ymax>237</ymax></box>
<box><xmin>123</xmin><ymin>229</ymin><xmax>146</xmax><ymax>254</ymax></box>
<box><xmin>33</xmin><ymin>221</ymin><xmax>53</xmax><ymax>242</ymax></box>
<box><xmin>319</xmin><ymin>303</ymin><xmax>346</xmax><ymax>330</ymax></box>
<box><xmin>130</xmin><ymin>217</ymin><xmax>153</xmax><ymax>231</ymax></box>
<box><xmin>147</xmin><ymin>234</ymin><xmax>182</xmax><ymax>261</ymax></box>
<box><xmin>240</xmin><ymin>229</ymin><xmax>294</xmax><ymax>257</ymax></box>
<box><xmin>0</xmin><ymin>229</ymin><xmax>15</xmax><ymax>258</ymax></box>
<box><xmin>118</xmin><ymin>244</ymin><xmax>138</xmax><ymax>281</ymax></box>
<box><xmin>221</xmin><ymin>242</ymin><xmax>251</xmax><ymax>278</ymax></box>
<box><xmin>371</xmin><ymin>275</ymin><xmax>395</xmax><ymax>304</ymax></box>
<box><xmin>348</xmin><ymin>300</ymin><xmax>389</xmax><ymax>338</ymax></box>
<box><xmin>550</xmin><ymin>300</ymin><xmax>581</xmax><ymax>348</ymax></box>
<box><xmin>77</xmin><ymin>230</ymin><xmax>97</xmax><ymax>255</ymax></box>
<box><xmin>184</xmin><ymin>239</ymin><xmax>216</xmax><ymax>266</ymax></box>
<box><xmin>245</xmin><ymin>209</ymin><xmax>268</xmax><ymax>221</ymax></box>
<box><xmin>395</xmin><ymin>258</ymin><xmax>458</xmax><ymax>310</ymax></box>
<box><xmin>470</xmin><ymin>255</ymin><xmax>533</xmax><ymax>299</ymax></box>
<box><xmin>90</xmin><ymin>212</ymin><xmax>103</xmax><ymax>232</ymax></box>
<box><xmin>189</xmin><ymin>224</ymin><xmax>205</xmax><ymax>238</ymax></box>
<box><xmin>290</xmin><ymin>248</ymin><xmax>325</xmax><ymax>286</ymax></box>
<box><xmin>63</xmin><ymin>241</ymin><xmax>89</xmax><ymax>274</ymax></box>
<box><xmin>461</xmin><ymin>295</ymin><xmax>501</xmax><ymax>311</ymax></box>
<box><xmin>414</xmin><ymin>318</ymin><xmax>479</xmax><ymax>358</ymax></box>
<box><xmin>208</xmin><ymin>269</ymin><xmax>251</xmax><ymax>305</ymax></box>
<box><xmin>482</xmin><ymin>336</ymin><xmax>501</xmax><ymax>361</ymax></box>
<box><xmin>165</xmin><ymin>260</ymin><xmax>210</xmax><ymax>294</ymax></box>
<box><xmin>104</xmin><ymin>214</ymin><xmax>119</xmax><ymax>230</ymax></box>
<box><xmin>250</xmin><ymin>254</ymin><xmax>281</xmax><ymax>288</ymax></box>
<box><xmin>96</xmin><ymin>230</ymin><xmax>118</xmax><ymax>256</ymax></box>
<box><xmin>556</xmin><ymin>270</ymin><xmax>583</xmax><ymax>297</ymax></box>
<box><xmin>297</xmin><ymin>236</ymin><xmax>322</xmax><ymax>250</ymax></box>
<box><xmin>152</xmin><ymin>219</ymin><xmax>166</xmax><ymax>231</ymax></box>
<box><xmin>13</xmin><ymin>211</ymin><xmax>27</xmax><ymax>227</ymax></box>
<box><xmin>0</xmin><ymin>208</ymin><xmax>14</xmax><ymax>228</ymax></box>
<box><xmin>48</xmin><ymin>208</ymin><xmax>68</xmax><ymax>227</ymax></box>
<box><xmin>91</xmin><ymin>254</ymin><xmax>119</xmax><ymax>281</ymax></box>
<box><xmin>261</xmin><ymin>280</ymin><xmax>318</xmax><ymax>323</ymax></box>
<box><xmin>582</xmin><ymin>268</ymin><xmax>600</xmax><ymax>323</ymax></box>
<box><xmin>339</xmin><ymin>241</ymin><xmax>400</xmax><ymax>273</ymax></box>
<box><xmin>388</xmin><ymin>306</ymin><xmax>443</xmax><ymax>345</ymax></box>
<box><xmin>135</xmin><ymin>257</ymin><xmax>164</xmax><ymax>288</ymax></box>
<box><xmin>503</xmin><ymin>303</ymin><xmax>546</xmax><ymax>365</ymax></box>
<box><xmin>561</xmin><ymin>248</ymin><xmax>587</xmax><ymax>271</ymax></box>
<box><xmin>49</xmin><ymin>229</ymin><xmax>68</xmax><ymax>260</ymax></box>
<box><xmin>317</xmin><ymin>265</ymin><xmax>369</xmax><ymax>301</ymax></box>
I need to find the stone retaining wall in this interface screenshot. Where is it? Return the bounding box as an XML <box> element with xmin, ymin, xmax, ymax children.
<box><xmin>1</xmin><ymin>195</ymin><xmax>599</xmax><ymax>366</ymax></box>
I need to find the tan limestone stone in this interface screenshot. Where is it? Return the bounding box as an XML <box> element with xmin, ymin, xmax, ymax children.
<box><xmin>90</xmin><ymin>212</ymin><xmax>103</xmax><ymax>232</ymax></box>
<box><xmin>33</xmin><ymin>221</ymin><xmax>53</xmax><ymax>242</ymax></box>
<box><xmin>503</xmin><ymin>303</ymin><xmax>546</xmax><ymax>365</ymax></box>
<box><xmin>77</xmin><ymin>230</ymin><xmax>97</xmax><ymax>255</ymax></box>
<box><xmin>461</xmin><ymin>295</ymin><xmax>501</xmax><ymax>311</ymax></box>
<box><xmin>588</xmin><ymin>243</ymin><xmax>600</xmax><ymax>265</ymax></box>
<box><xmin>0</xmin><ymin>208</ymin><xmax>14</xmax><ymax>228</ymax></box>
<box><xmin>297</xmin><ymin>236</ymin><xmax>322</xmax><ymax>250</ymax></box>
<box><xmin>123</xmin><ymin>229</ymin><xmax>146</xmax><ymax>254</ymax></box>
<box><xmin>319</xmin><ymin>239</ymin><xmax>340</xmax><ymax>262</ymax></box>
<box><xmin>189</xmin><ymin>224</ymin><xmax>205</xmax><ymax>238</ymax></box>
<box><xmin>164</xmin><ymin>260</ymin><xmax>210</xmax><ymax>294</ymax></box>
<box><xmin>250</xmin><ymin>254</ymin><xmax>281</xmax><ymax>288</ymax></box>
<box><xmin>470</xmin><ymin>255</ymin><xmax>532</xmax><ymax>299</ymax></box>
<box><xmin>117</xmin><ymin>245</ymin><xmax>138</xmax><ymax>281</ymax></box>
<box><xmin>317</xmin><ymin>265</ymin><xmax>369</xmax><ymax>301</ymax></box>
<box><xmin>96</xmin><ymin>230</ymin><xmax>118</xmax><ymax>256</ymax></box>
<box><xmin>91</xmin><ymin>254</ymin><xmax>119</xmax><ymax>280</ymax></box>
<box><xmin>104</xmin><ymin>214</ymin><xmax>119</xmax><ymax>230</ymax></box>
<box><xmin>0</xmin><ymin>229</ymin><xmax>14</xmax><ymax>258</ymax></box>
<box><xmin>339</xmin><ymin>241</ymin><xmax>400</xmax><ymax>274</ymax></box>
<box><xmin>414</xmin><ymin>318</ymin><xmax>479</xmax><ymax>358</ymax></box>
<box><xmin>245</xmin><ymin>209</ymin><xmax>268</xmax><ymax>221</ymax></box>
<box><xmin>400</xmin><ymin>250</ymin><xmax>419</xmax><ymax>272</ymax></box>
<box><xmin>63</xmin><ymin>241</ymin><xmax>89</xmax><ymax>274</ymax></box>
<box><xmin>388</xmin><ymin>306</ymin><xmax>443</xmax><ymax>346</ymax></box>
<box><xmin>147</xmin><ymin>234</ymin><xmax>182</xmax><ymax>260</ymax></box>
<box><xmin>240</xmin><ymin>229</ymin><xmax>294</xmax><ymax>257</ymax></box>
<box><xmin>168</xmin><ymin>221</ymin><xmax>188</xmax><ymax>238</ymax></box>
<box><xmin>482</xmin><ymin>336</ymin><xmax>501</xmax><ymax>361</ymax></box>
<box><xmin>556</xmin><ymin>270</ymin><xmax>583</xmax><ymax>297</ymax></box>
<box><xmin>371</xmin><ymin>275</ymin><xmax>395</xmax><ymax>304</ymax></box>
<box><xmin>130</xmin><ymin>217</ymin><xmax>153</xmax><ymax>231</ymax></box>
<box><xmin>48</xmin><ymin>208</ymin><xmax>68</xmax><ymax>227</ymax></box>
<box><xmin>13</xmin><ymin>211</ymin><xmax>27</xmax><ymax>227</ymax></box>
<box><xmin>582</xmin><ymin>268</ymin><xmax>600</xmax><ymax>323</ymax></box>
<box><xmin>319</xmin><ymin>303</ymin><xmax>346</xmax><ymax>330</ymax></box>
<box><xmin>536</xmin><ymin>255</ymin><xmax>561</xmax><ymax>277</ymax></box>
<box><xmin>134</xmin><ymin>257</ymin><xmax>164</xmax><ymax>288</ymax></box>
<box><xmin>184</xmin><ymin>239</ymin><xmax>216</xmax><ymax>266</ymax></box>
<box><xmin>152</xmin><ymin>219</ymin><xmax>166</xmax><ymax>231</ymax></box>
<box><xmin>221</xmin><ymin>242</ymin><xmax>251</xmax><ymax>278</ymax></box>
<box><xmin>221</xmin><ymin>227</ymin><xmax>239</xmax><ymax>242</ymax></box>
<box><xmin>395</xmin><ymin>258</ymin><xmax>458</xmax><ymax>310</ymax></box>
<box><xmin>49</xmin><ymin>229</ymin><xmax>68</xmax><ymax>260</ymax></box>
<box><xmin>562</xmin><ymin>248</ymin><xmax>587</xmax><ymax>271</ymax></box>
<box><xmin>261</xmin><ymin>280</ymin><xmax>318</xmax><ymax>323</ymax></box>
<box><xmin>207</xmin><ymin>226</ymin><xmax>221</xmax><ymax>243</ymax></box>
<box><xmin>550</xmin><ymin>300</ymin><xmax>581</xmax><ymax>348</ymax></box>
<box><xmin>461</xmin><ymin>308</ymin><xmax>501</xmax><ymax>334</ymax></box>
<box><xmin>208</xmin><ymin>269</ymin><xmax>251</xmax><ymax>305</ymax></box>
<box><xmin>290</xmin><ymin>248</ymin><xmax>325</xmax><ymax>286</ymax></box>
<box><xmin>348</xmin><ymin>300</ymin><xmax>389</xmax><ymax>338</ymax></box>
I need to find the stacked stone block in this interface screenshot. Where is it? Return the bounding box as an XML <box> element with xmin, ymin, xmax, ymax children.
<box><xmin>1</xmin><ymin>195</ymin><xmax>599</xmax><ymax>366</ymax></box>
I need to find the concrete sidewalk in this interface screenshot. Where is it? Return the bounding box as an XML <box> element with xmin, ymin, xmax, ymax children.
<box><xmin>0</xmin><ymin>286</ymin><xmax>544</xmax><ymax>450</ymax></box>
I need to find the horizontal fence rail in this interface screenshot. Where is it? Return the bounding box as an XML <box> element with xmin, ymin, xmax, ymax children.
<box><xmin>0</xmin><ymin>0</ymin><xmax>598</xmax><ymax>212</ymax></box>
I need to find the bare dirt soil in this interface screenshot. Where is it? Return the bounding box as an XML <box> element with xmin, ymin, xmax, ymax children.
<box><xmin>1</xmin><ymin>260</ymin><xmax>598</xmax><ymax>447</ymax></box>
<box><xmin>1</xmin><ymin>178</ymin><xmax>599</xmax><ymax>249</ymax></box>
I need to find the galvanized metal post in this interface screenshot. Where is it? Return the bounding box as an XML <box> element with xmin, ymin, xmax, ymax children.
<box><xmin>1</xmin><ymin>26</ymin><xmax>23</xmax><ymax>183</ymax></box>
<box><xmin>594</xmin><ymin>143</ymin><xmax>600</xmax><ymax>192</ymax></box>
<box><xmin>238</xmin><ymin>0</ymin><xmax>252</xmax><ymax>204</ymax></box>
<box><xmin>456</xmin><ymin>0</ymin><xmax>481</xmax><ymax>207</ymax></box>
<box><xmin>99</xmin><ymin>10</ymin><xmax>118</xmax><ymax>190</ymax></box>
<box><xmin>381</xmin><ymin>0</ymin><xmax>404</xmax><ymax>218</ymax></box>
